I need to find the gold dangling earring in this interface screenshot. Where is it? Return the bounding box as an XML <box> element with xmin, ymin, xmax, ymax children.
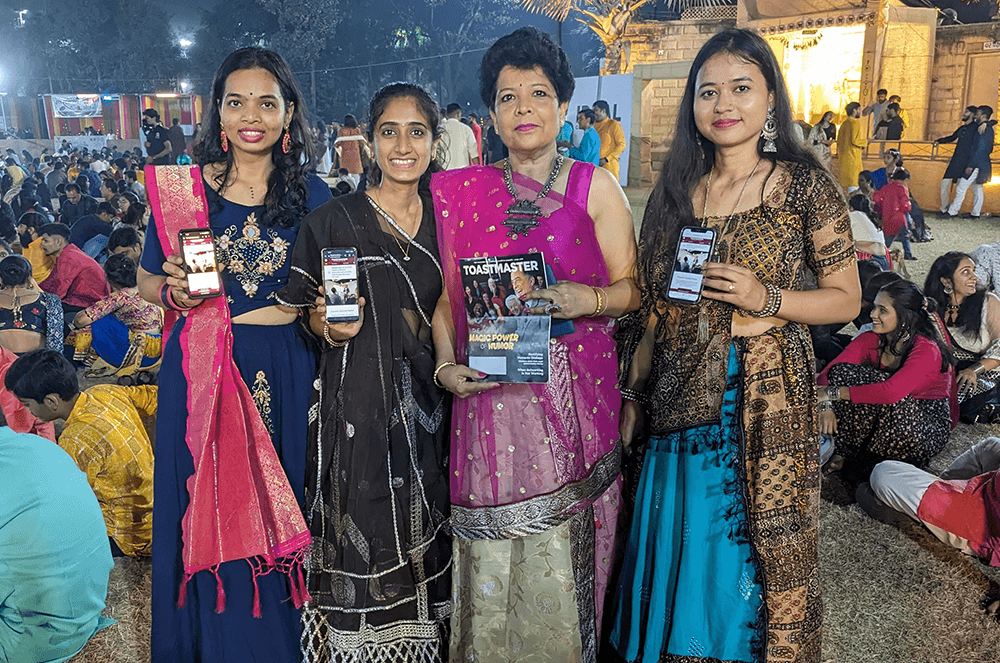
<box><xmin>220</xmin><ymin>130</ymin><xmax>229</xmax><ymax>153</ymax></box>
<box><xmin>761</xmin><ymin>106</ymin><xmax>778</xmax><ymax>153</ymax></box>
<box><xmin>282</xmin><ymin>131</ymin><xmax>291</xmax><ymax>154</ymax></box>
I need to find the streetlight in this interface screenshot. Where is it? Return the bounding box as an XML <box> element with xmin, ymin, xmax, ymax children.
<box><xmin>178</xmin><ymin>37</ymin><xmax>194</xmax><ymax>59</ymax></box>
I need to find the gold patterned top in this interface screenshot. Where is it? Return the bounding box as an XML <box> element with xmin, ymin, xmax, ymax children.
<box><xmin>640</xmin><ymin>163</ymin><xmax>855</xmax><ymax>432</ymax></box>
<box><xmin>59</xmin><ymin>385</ymin><xmax>157</xmax><ymax>556</ymax></box>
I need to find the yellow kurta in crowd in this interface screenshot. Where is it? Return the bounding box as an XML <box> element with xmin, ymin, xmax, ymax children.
<box><xmin>59</xmin><ymin>384</ymin><xmax>157</xmax><ymax>556</ymax></box>
<box><xmin>23</xmin><ymin>237</ymin><xmax>55</xmax><ymax>285</ymax></box>
<box><xmin>837</xmin><ymin>116</ymin><xmax>868</xmax><ymax>189</ymax></box>
<box><xmin>594</xmin><ymin>117</ymin><xmax>626</xmax><ymax>179</ymax></box>
<box><xmin>5</xmin><ymin>164</ymin><xmax>26</xmax><ymax>187</ymax></box>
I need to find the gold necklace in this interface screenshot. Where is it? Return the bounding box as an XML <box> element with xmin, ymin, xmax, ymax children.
<box><xmin>702</xmin><ymin>158</ymin><xmax>763</xmax><ymax>234</ymax></box>
<box><xmin>367</xmin><ymin>194</ymin><xmax>414</xmax><ymax>262</ymax></box>
<box><xmin>3</xmin><ymin>287</ymin><xmax>23</xmax><ymax>328</ymax></box>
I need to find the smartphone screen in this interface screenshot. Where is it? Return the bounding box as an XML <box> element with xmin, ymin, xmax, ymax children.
<box><xmin>666</xmin><ymin>226</ymin><xmax>717</xmax><ymax>303</ymax></box>
<box><xmin>323</xmin><ymin>248</ymin><xmax>360</xmax><ymax>323</ymax></box>
<box><xmin>178</xmin><ymin>229</ymin><xmax>222</xmax><ymax>298</ymax></box>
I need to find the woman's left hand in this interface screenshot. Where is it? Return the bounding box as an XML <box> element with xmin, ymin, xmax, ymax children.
<box><xmin>957</xmin><ymin>367</ymin><xmax>979</xmax><ymax>394</ymax></box>
<box><xmin>527</xmin><ymin>280</ymin><xmax>598</xmax><ymax>320</ymax></box>
<box><xmin>701</xmin><ymin>262</ymin><xmax>768</xmax><ymax>313</ymax></box>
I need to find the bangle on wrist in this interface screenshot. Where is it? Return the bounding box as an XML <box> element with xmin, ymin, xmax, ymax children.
<box><xmin>973</xmin><ymin>363</ymin><xmax>987</xmax><ymax>375</ymax></box>
<box><xmin>817</xmin><ymin>400</ymin><xmax>833</xmax><ymax>412</ymax></box>
<box><xmin>621</xmin><ymin>387</ymin><xmax>648</xmax><ymax>406</ymax></box>
<box><xmin>434</xmin><ymin>361</ymin><xmax>458</xmax><ymax>389</ymax></box>
<box><xmin>826</xmin><ymin>385</ymin><xmax>841</xmax><ymax>401</ymax></box>
<box><xmin>323</xmin><ymin>324</ymin><xmax>348</xmax><ymax>348</ymax></box>
<box><xmin>590</xmin><ymin>286</ymin><xmax>608</xmax><ymax>317</ymax></box>
<box><xmin>748</xmin><ymin>282</ymin><xmax>782</xmax><ymax>318</ymax></box>
<box><xmin>159</xmin><ymin>282</ymin><xmax>192</xmax><ymax>311</ymax></box>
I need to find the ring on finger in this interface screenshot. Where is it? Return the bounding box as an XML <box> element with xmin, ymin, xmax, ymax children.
<box><xmin>728</xmin><ymin>283</ymin><xmax>735</xmax><ymax>292</ymax></box>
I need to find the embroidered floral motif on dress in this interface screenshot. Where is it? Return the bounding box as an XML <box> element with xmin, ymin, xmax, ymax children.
<box><xmin>217</xmin><ymin>212</ymin><xmax>291</xmax><ymax>297</ymax></box>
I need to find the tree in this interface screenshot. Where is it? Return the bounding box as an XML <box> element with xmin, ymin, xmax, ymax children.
<box><xmin>518</xmin><ymin>0</ymin><xmax>732</xmax><ymax>73</ymax></box>
<box><xmin>257</xmin><ymin>0</ymin><xmax>341</xmax><ymax>108</ymax></box>
<box><xmin>0</xmin><ymin>0</ymin><xmax>182</xmax><ymax>95</ymax></box>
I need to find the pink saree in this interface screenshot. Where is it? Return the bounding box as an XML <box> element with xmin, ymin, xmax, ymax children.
<box><xmin>433</xmin><ymin>162</ymin><xmax>622</xmax><ymax>661</ymax></box>
<box><xmin>145</xmin><ymin>166</ymin><xmax>310</xmax><ymax>616</ymax></box>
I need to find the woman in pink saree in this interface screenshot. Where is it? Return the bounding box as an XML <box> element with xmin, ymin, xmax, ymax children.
<box><xmin>430</xmin><ymin>27</ymin><xmax>639</xmax><ymax>661</ymax></box>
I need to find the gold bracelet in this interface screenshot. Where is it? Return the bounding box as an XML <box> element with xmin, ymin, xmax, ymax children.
<box><xmin>323</xmin><ymin>324</ymin><xmax>348</xmax><ymax>348</ymax></box>
<box><xmin>591</xmin><ymin>286</ymin><xmax>607</xmax><ymax>317</ymax></box>
<box><xmin>433</xmin><ymin>361</ymin><xmax>458</xmax><ymax>388</ymax></box>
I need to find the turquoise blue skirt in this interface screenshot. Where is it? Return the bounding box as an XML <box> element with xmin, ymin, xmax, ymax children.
<box><xmin>611</xmin><ymin>343</ymin><xmax>763</xmax><ymax>662</ymax></box>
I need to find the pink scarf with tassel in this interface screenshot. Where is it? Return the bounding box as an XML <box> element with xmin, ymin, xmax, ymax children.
<box><xmin>145</xmin><ymin>165</ymin><xmax>310</xmax><ymax>617</ymax></box>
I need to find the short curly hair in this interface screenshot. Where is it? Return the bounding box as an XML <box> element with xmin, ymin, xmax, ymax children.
<box><xmin>479</xmin><ymin>27</ymin><xmax>575</xmax><ymax>110</ymax></box>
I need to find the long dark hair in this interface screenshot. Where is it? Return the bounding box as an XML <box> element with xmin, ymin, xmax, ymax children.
<box><xmin>877</xmin><ymin>280</ymin><xmax>953</xmax><ymax>373</ymax></box>
<box><xmin>365</xmin><ymin>83</ymin><xmax>443</xmax><ymax>191</ymax></box>
<box><xmin>193</xmin><ymin>47</ymin><xmax>315</xmax><ymax>229</ymax></box>
<box><xmin>638</xmin><ymin>28</ymin><xmax>825</xmax><ymax>295</ymax></box>
<box><xmin>924</xmin><ymin>251</ymin><xmax>985</xmax><ymax>337</ymax></box>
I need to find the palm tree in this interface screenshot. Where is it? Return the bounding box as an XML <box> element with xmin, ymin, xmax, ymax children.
<box><xmin>519</xmin><ymin>0</ymin><xmax>733</xmax><ymax>73</ymax></box>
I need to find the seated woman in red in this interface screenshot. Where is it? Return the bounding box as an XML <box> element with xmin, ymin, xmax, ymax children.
<box><xmin>818</xmin><ymin>279</ymin><xmax>956</xmax><ymax>485</ymax></box>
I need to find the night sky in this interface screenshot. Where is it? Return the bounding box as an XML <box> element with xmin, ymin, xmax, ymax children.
<box><xmin>151</xmin><ymin>0</ymin><xmax>605</xmax><ymax>76</ymax></box>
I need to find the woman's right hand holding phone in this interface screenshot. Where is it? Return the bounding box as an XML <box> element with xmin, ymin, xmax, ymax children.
<box><xmin>163</xmin><ymin>255</ymin><xmax>203</xmax><ymax>310</ymax></box>
<box><xmin>311</xmin><ymin>285</ymin><xmax>365</xmax><ymax>343</ymax></box>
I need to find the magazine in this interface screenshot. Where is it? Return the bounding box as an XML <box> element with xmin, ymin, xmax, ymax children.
<box><xmin>459</xmin><ymin>252</ymin><xmax>551</xmax><ymax>383</ymax></box>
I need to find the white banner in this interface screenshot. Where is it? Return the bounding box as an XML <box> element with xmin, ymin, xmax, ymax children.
<box><xmin>51</xmin><ymin>94</ymin><xmax>103</xmax><ymax>118</ymax></box>
<box><xmin>567</xmin><ymin>73</ymin><xmax>634</xmax><ymax>187</ymax></box>
<box><xmin>54</xmin><ymin>136</ymin><xmax>111</xmax><ymax>152</ymax></box>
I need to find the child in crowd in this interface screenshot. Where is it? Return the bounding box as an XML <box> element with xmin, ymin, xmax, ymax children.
<box><xmin>874</xmin><ymin>168</ymin><xmax>915</xmax><ymax>261</ymax></box>
<box><xmin>70</xmin><ymin>253</ymin><xmax>162</xmax><ymax>380</ymax></box>
<box><xmin>849</xmin><ymin>193</ymin><xmax>889</xmax><ymax>269</ymax></box>
<box><xmin>4</xmin><ymin>349</ymin><xmax>156</xmax><ymax>557</ymax></box>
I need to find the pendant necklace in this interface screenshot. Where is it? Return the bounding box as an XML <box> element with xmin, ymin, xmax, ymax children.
<box><xmin>502</xmin><ymin>155</ymin><xmax>564</xmax><ymax>239</ymax></box>
<box><xmin>702</xmin><ymin>157</ymin><xmax>762</xmax><ymax>236</ymax></box>
<box><xmin>367</xmin><ymin>195</ymin><xmax>413</xmax><ymax>261</ymax></box>
<box><xmin>4</xmin><ymin>287</ymin><xmax>23</xmax><ymax>328</ymax></box>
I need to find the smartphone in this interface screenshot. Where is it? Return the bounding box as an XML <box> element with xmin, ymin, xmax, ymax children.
<box><xmin>322</xmin><ymin>248</ymin><xmax>360</xmax><ymax>323</ymax></box>
<box><xmin>666</xmin><ymin>226</ymin><xmax>718</xmax><ymax>304</ymax></box>
<box><xmin>544</xmin><ymin>263</ymin><xmax>575</xmax><ymax>337</ymax></box>
<box><xmin>178</xmin><ymin>228</ymin><xmax>222</xmax><ymax>299</ymax></box>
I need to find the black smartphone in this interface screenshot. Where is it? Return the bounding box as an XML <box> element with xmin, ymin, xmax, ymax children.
<box><xmin>666</xmin><ymin>226</ymin><xmax>718</xmax><ymax>304</ymax></box>
<box><xmin>322</xmin><ymin>248</ymin><xmax>360</xmax><ymax>323</ymax></box>
<box><xmin>178</xmin><ymin>228</ymin><xmax>222</xmax><ymax>299</ymax></box>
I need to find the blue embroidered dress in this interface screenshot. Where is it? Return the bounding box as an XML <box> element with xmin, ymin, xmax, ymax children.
<box><xmin>142</xmin><ymin>174</ymin><xmax>331</xmax><ymax>663</ymax></box>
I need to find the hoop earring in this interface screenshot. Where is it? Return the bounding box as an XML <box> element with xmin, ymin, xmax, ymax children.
<box><xmin>943</xmin><ymin>284</ymin><xmax>954</xmax><ymax>295</ymax></box>
<box><xmin>220</xmin><ymin>130</ymin><xmax>229</xmax><ymax>153</ymax></box>
<box><xmin>282</xmin><ymin>131</ymin><xmax>291</xmax><ymax>154</ymax></box>
<box><xmin>761</xmin><ymin>107</ymin><xmax>778</xmax><ymax>153</ymax></box>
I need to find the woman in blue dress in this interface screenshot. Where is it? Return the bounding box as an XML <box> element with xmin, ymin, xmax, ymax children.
<box><xmin>137</xmin><ymin>47</ymin><xmax>331</xmax><ymax>662</ymax></box>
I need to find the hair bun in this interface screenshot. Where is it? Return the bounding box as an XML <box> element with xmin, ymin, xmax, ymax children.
<box><xmin>0</xmin><ymin>255</ymin><xmax>31</xmax><ymax>288</ymax></box>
